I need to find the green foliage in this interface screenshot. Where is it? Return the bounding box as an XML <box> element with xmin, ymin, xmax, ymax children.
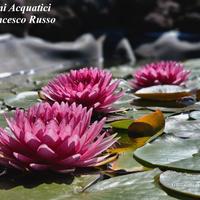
<box><xmin>1</xmin><ymin>62</ymin><xmax>200</xmax><ymax>199</ymax></box>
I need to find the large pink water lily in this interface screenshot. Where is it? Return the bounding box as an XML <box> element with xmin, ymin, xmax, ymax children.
<box><xmin>41</xmin><ymin>67</ymin><xmax>124</xmax><ymax>112</ymax></box>
<box><xmin>0</xmin><ymin>102</ymin><xmax>117</xmax><ymax>172</ymax></box>
<box><xmin>130</xmin><ymin>61</ymin><xmax>190</xmax><ymax>91</ymax></box>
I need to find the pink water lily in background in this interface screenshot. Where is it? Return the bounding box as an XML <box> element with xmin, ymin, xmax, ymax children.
<box><xmin>130</xmin><ymin>61</ymin><xmax>191</xmax><ymax>91</ymax></box>
<box><xmin>0</xmin><ymin>102</ymin><xmax>117</xmax><ymax>172</ymax></box>
<box><xmin>41</xmin><ymin>67</ymin><xmax>124</xmax><ymax>112</ymax></box>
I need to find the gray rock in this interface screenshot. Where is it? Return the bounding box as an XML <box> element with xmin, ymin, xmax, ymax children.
<box><xmin>135</xmin><ymin>31</ymin><xmax>200</xmax><ymax>60</ymax></box>
<box><xmin>0</xmin><ymin>33</ymin><xmax>102</xmax><ymax>74</ymax></box>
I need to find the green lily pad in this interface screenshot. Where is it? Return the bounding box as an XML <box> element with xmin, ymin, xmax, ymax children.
<box><xmin>109</xmin><ymin>65</ymin><xmax>134</xmax><ymax>78</ymax></box>
<box><xmin>30</xmin><ymin>73</ymin><xmax>58</xmax><ymax>89</ymax></box>
<box><xmin>107</xmin><ymin>109</ymin><xmax>152</xmax><ymax>124</ymax></box>
<box><xmin>189</xmin><ymin>111</ymin><xmax>200</xmax><ymax>120</ymax></box>
<box><xmin>145</xmin><ymin>103</ymin><xmax>200</xmax><ymax>113</ymax></box>
<box><xmin>184</xmin><ymin>58</ymin><xmax>200</xmax><ymax>71</ymax></box>
<box><xmin>0</xmin><ymin>111</ymin><xmax>14</xmax><ymax>128</ymax></box>
<box><xmin>117</xmin><ymin>80</ymin><xmax>132</xmax><ymax>91</ymax></box>
<box><xmin>0</xmin><ymin>172</ymin><xmax>100</xmax><ymax>200</ymax></box>
<box><xmin>4</xmin><ymin>91</ymin><xmax>40</xmax><ymax>109</ymax></box>
<box><xmin>0</xmin><ymin>169</ymin><xmax>176</xmax><ymax>200</ymax></box>
<box><xmin>12</xmin><ymin>85</ymin><xmax>38</xmax><ymax>94</ymax></box>
<box><xmin>116</xmin><ymin>129</ymin><xmax>133</xmax><ymax>146</ymax></box>
<box><xmin>0</xmin><ymin>82</ymin><xmax>16</xmax><ymax>91</ymax></box>
<box><xmin>0</xmin><ymin>81</ymin><xmax>16</xmax><ymax>100</ymax></box>
<box><xmin>110</xmin><ymin>151</ymin><xmax>145</xmax><ymax>172</ymax></box>
<box><xmin>128</xmin><ymin>108</ymin><xmax>151</xmax><ymax>117</ymax></box>
<box><xmin>134</xmin><ymin>136</ymin><xmax>200</xmax><ymax>172</ymax></box>
<box><xmin>165</xmin><ymin>116</ymin><xmax>200</xmax><ymax>139</ymax></box>
<box><xmin>84</xmin><ymin>169</ymin><xmax>176</xmax><ymax>200</ymax></box>
<box><xmin>111</xmin><ymin>119</ymin><xmax>133</xmax><ymax>129</ymax></box>
<box><xmin>0</xmin><ymin>92</ymin><xmax>15</xmax><ymax>101</ymax></box>
<box><xmin>113</xmin><ymin>93</ymin><xmax>134</xmax><ymax>110</ymax></box>
<box><xmin>160</xmin><ymin>170</ymin><xmax>200</xmax><ymax>198</ymax></box>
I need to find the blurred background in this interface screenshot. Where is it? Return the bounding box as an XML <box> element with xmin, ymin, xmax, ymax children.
<box><xmin>0</xmin><ymin>0</ymin><xmax>200</xmax><ymax>73</ymax></box>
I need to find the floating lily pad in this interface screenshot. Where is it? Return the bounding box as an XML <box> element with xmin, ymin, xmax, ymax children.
<box><xmin>0</xmin><ymin>82</ymin><xmax>16</xmax><ymax>100</ymax></box>
<box><xmin>110</xmin><ymin>65</ymin><xmax>134</xmax><ymax>78</ymax></box>
<box><xmin>107</xmin><ymin>109</ymin><xmax>152</xmax><ymax>124</ymax></box>
<box><xmin>0</xmin><ymin>82</ymin><xmax>16</xmax><ymax>91</ymax></box>
<box><xmin>12</xmin><ymin>84</ymin><xmax>38</xmax><ymax>94</ymax></box>
<box><xmin>128</xmin><ymin>110</ymin><xmax>165</xmax><ymax>145</ymax></box>
<box><xmin>134</xmin><ymin>136</ymin><xmax>200</xmax><ymax>172</ymax></box>
<box><xmin>160</xmin><ymin>170</ymin><xmax>200</xmax><ymax>198</ymax></box>
<box><xmin>110</xmin><ymin>151</ymin><xmax>145</xmax><ymax>172</ymax></box>
<box><xmin>165</xmin><ymin>116</ymin><xmax>200</xmax><ymax>139</ymax></box>
<box><xmin>85</xmin><ymin>169</ymin><xmax>176</xmax><ymax>200</ymax></box>
<box><xmin>0</xmin><ymin>93</ymin><xmax>15</xmax><ymax>102</ymax></box>
<box><xmin>187</xmin><ymin>77</ymin><xmax>200</xmax><ymax>90</ymax></box>
<box><xmin>111</xmin><ymin>119</ymin><xmax>133</xmax><ymax>130</ymax></box>
<box><xmin>145</xmin><ymin>104</ymin><xmax>200</xmax><ymax>113</ymax></box>
<box><xmin>132</xmin><ymin>98</ymin><xmax>185</xmax><ymax>108</ymax></box>
<box><xmin>117</xmin><ymin>80</ymin><xmax>132</xmax><ymax>91</ymax></box>
<box><xmin>189</xmin><ymin>111</ymin><xmax>200</xmax><ymax>120</ymax></box>
<box><xmin>113</xmin><ymin>93</ymin><xmax>134</xmax><ymax>110</ymax></box>
<box><xmin>184</xmin><ymin>58</ymin><xmax>200</xmax><ymax>71</ymax></box>
<box><xmin>0</xmin><ymin>172</ymin><xmax>100</xmax><ymax>200</ymax></box>
<box><xmin>30</xmin><ymin>73</ymin><xmax>59</xmax><ymax>89</ymax></box>
<box><xmin>125</xmin><ymin>109</ymin><xmax>152</xmax><ymax>119</ymax></box>
<box><xmin>4</xmin><ymin>91</ymin><xmax>40</xmax><ymax>109</ymax></box>
<box><xmin>0</xmin><ymin>111</ymin><xmax>14</xmax><ymax>128</ymax></box>
<box><xmin>132</xmin><ymin>96</ymin><xmax>196</xmax><ymax>113</ymax></box>
<box><xmin>135</xmin><ymin>85</ymin><xmax>191</xmax><ymax>101</ymax></box>
<box><xmin>110</xmin><ymin>110</ymin><xmax>165</xmax><ymax>153</ymax></box>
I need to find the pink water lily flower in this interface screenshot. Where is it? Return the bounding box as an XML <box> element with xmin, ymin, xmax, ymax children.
<box><xmin>41</xmin><ymin>67</ymin><xmax>124</xmax><ymax>112</ymax></box>
<box><xmin>130</xmin><ymin>61</ymin><xmax>190</xmax><ymax>90</ymax></box>
<box><xmin>0</xmin><ymin>102</ymin><xmax>117</xmax><ymax>172</ymax></box>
